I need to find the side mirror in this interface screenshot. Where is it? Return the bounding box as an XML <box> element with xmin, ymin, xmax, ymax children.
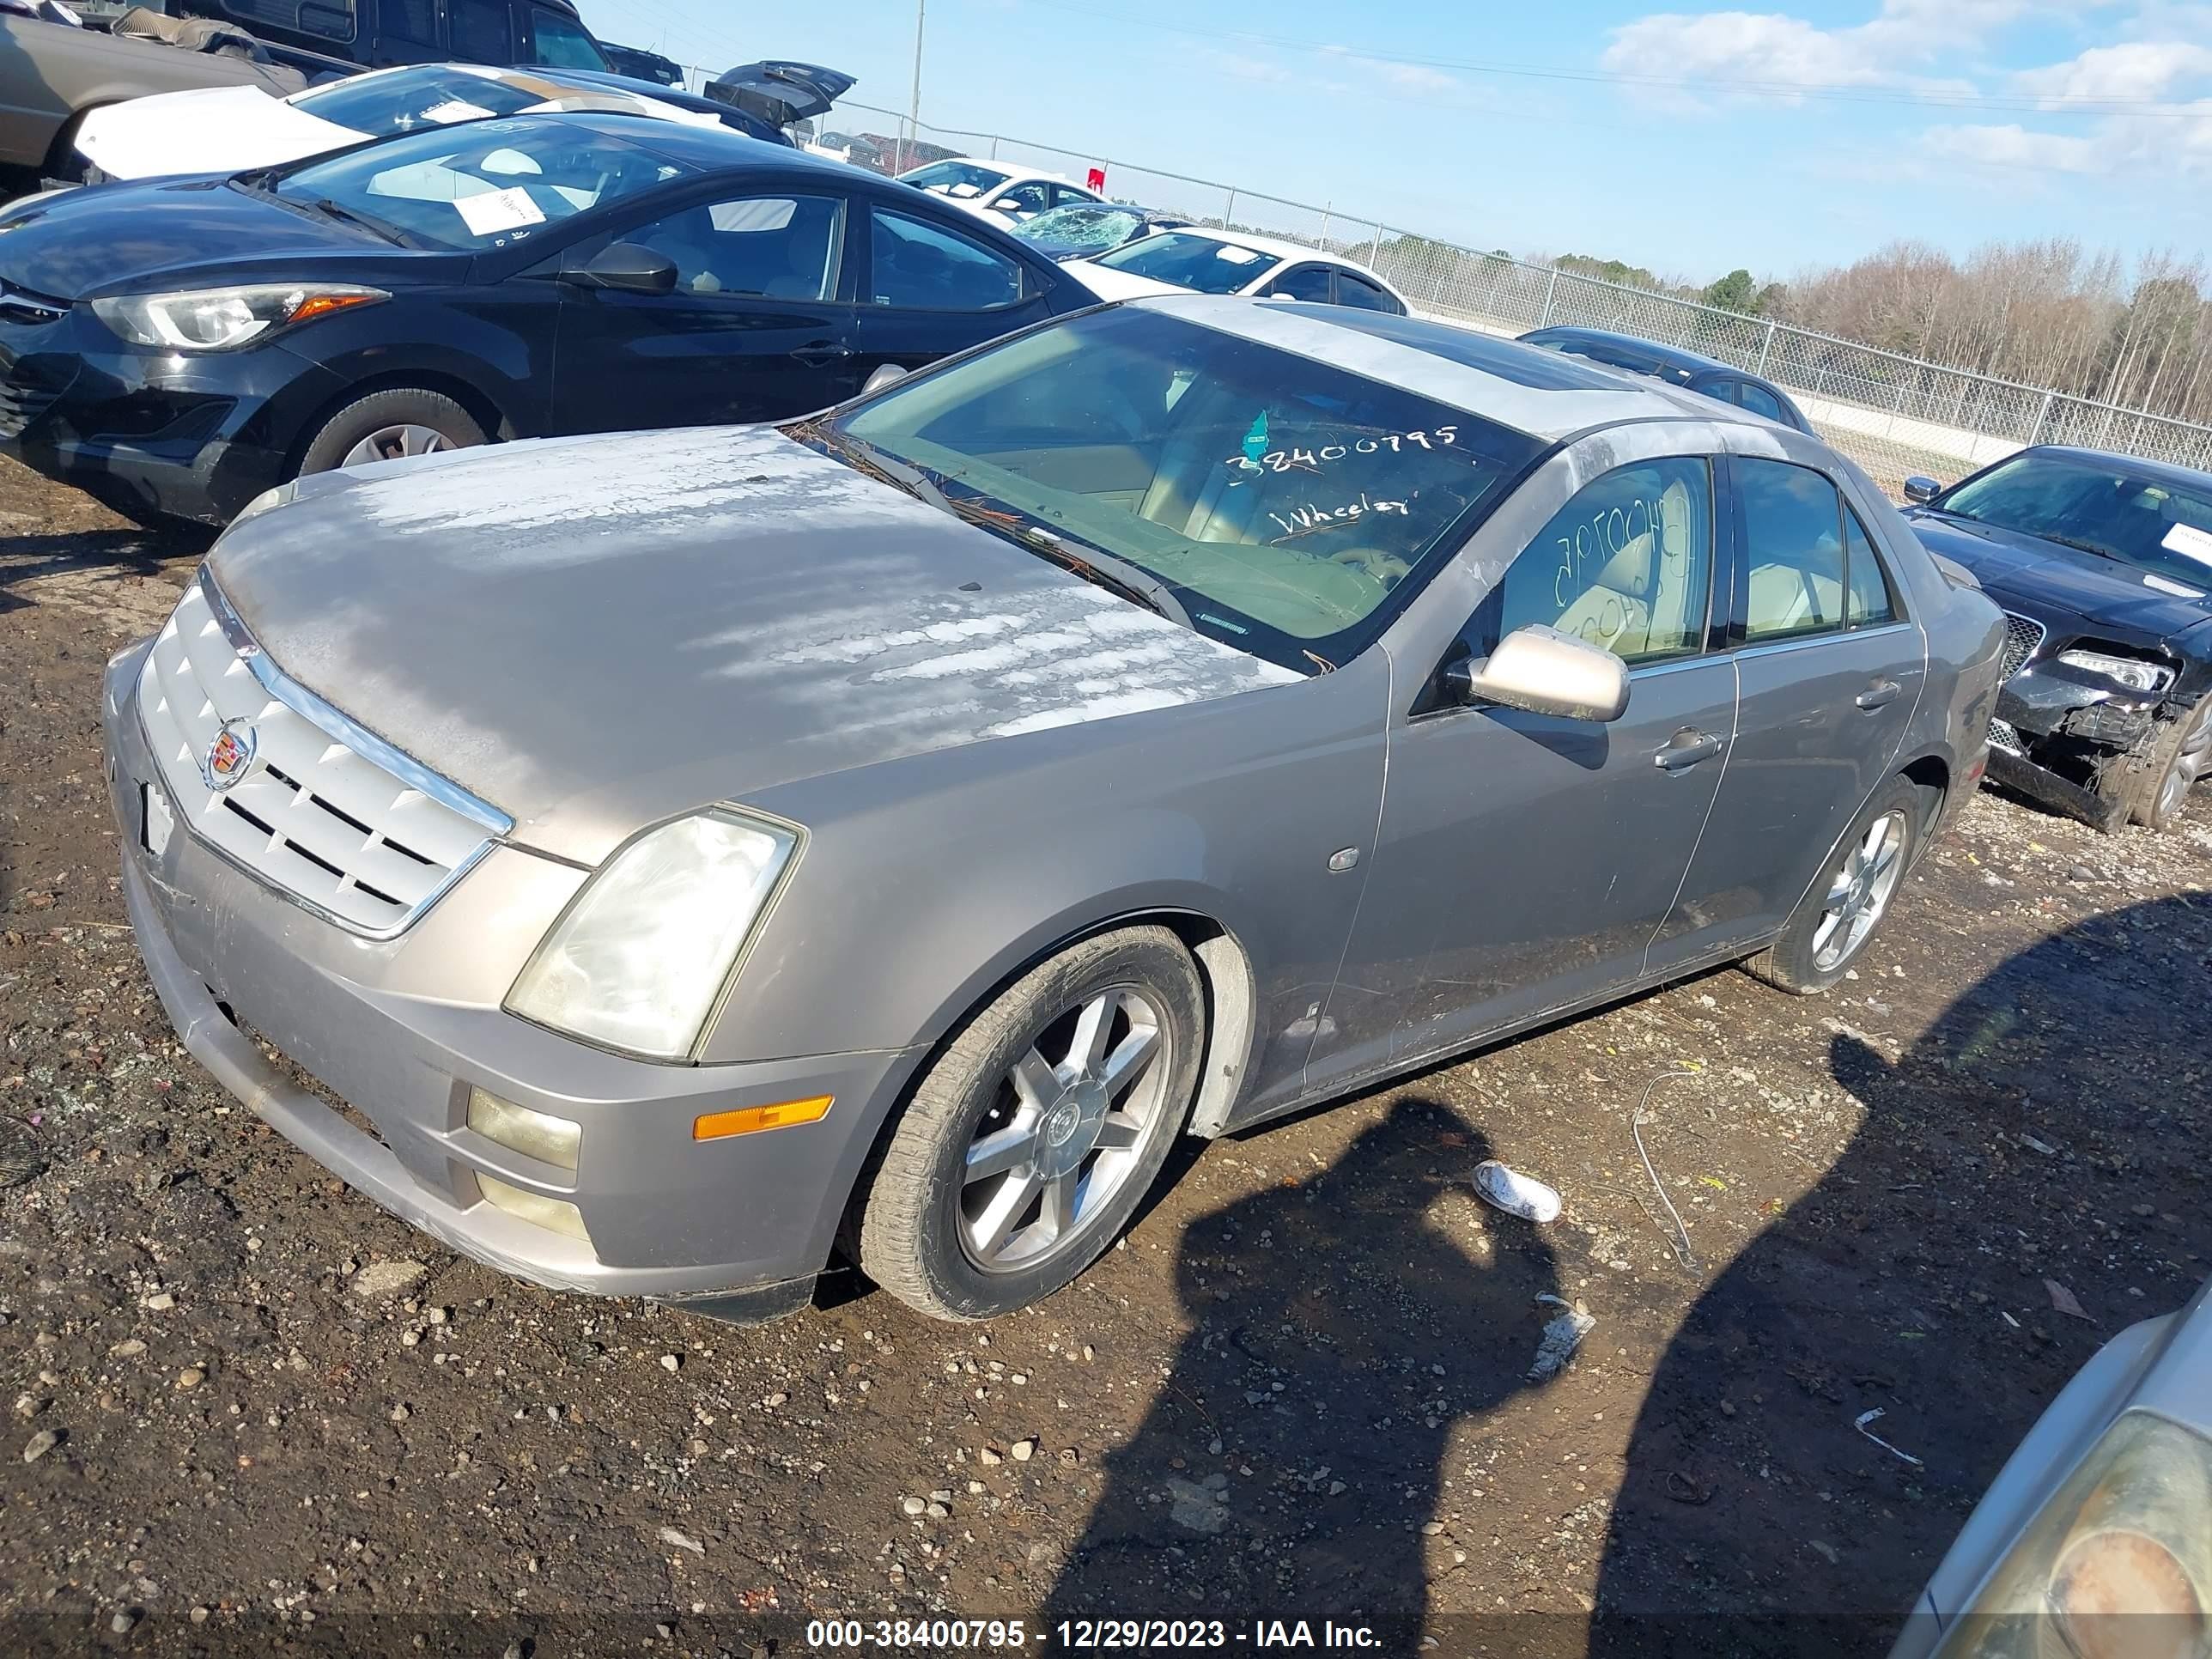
<box><xmin>1901</xmin><ymin>475</ymin><xmax>1942</xmax><ymax>505</ymax></box>
<box><xmin>1445</xmin><ymin>624</ymin><xmax>1630</xmax><ymax>723</ymax></box>
<box><xmin>861</xmin><ymin>362</ymin><xmax>908</xmax><ymax>395</ymax></box>
<box><xmin>563</xmin><ymin>242</ymin><xmax>678</xmax><ymax>295</ymax></box>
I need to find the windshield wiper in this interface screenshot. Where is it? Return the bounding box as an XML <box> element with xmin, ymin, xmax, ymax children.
<box><xmin>292</xmin><ymin>195</ymin><xmax>413</xmax><ymax>246</ymax></box>
<box><xmin>2034</xmin><ymin>532</ymin><xmax>2130</xmax><ymax>563</ymax></box>
<box><xmin>807</xmin><ymin>426</ymin><xmax>1194</xmax><ymax>628</ymax></box>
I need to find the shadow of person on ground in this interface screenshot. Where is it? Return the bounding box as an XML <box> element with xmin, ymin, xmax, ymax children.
<box><xmin>1042</xmin><ymin>1093</ymin><xmax>1568</xmax><ymax>1650</ymax></box>
<box><xmin>1589</xmin><ymin>895</ymin><xmax>2212</xmax><ymax>1658</ymax></box>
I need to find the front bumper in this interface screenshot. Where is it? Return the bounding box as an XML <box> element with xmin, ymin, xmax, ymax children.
<box><xmin>1985</xmin><ymin>658</ymin><xmax>2169</xmax><ymax>830</ymax></box>
<box><xmin>103</xmin><ymin>642</ymin><xmax>922</xmax><ymax>1310</ymax></box>
<box><xmin>0</xmin><ymin>305</ymin><xmax>344</xmax><ymax>524</ymax></box>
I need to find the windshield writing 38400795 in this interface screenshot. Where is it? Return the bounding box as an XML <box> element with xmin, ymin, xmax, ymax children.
<box><xmin>1227</xmin><ymin>425</ymin><xmax>1461</xmax><ymax>485</ymax></box>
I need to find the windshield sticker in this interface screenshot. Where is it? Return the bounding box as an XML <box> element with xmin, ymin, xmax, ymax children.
<box><xmin>1267</xmin><ymin>494</ymin><xmax>1412</xmax><ymax>540</ymax></box>
<box><xmin>420</xmin><ymin>99</ymin><xmax>497</xmax><ymax>125</ymax></box>
<box><xmin>709</xmin><ymin>198</ymin><xmax>797</xmax><ymax>233</ymax></box>
<box><xmin>1213</xmin><ymin>245</ymin><xmax>1264</xmax><ymax>264</ymax></box>
<box><xmin>453</xmin><ymin>186</ymin><xmax>545</xmax><ymax>237</ymax></box>
<box><xmin>2160</xmin><ymin>520</ymin><xmax>2212</xmax><ymax>568</ymax></box>
<box><xmin>1229</xmin><ymin>425</ymin><xmax>1460</xmax><ymax>484</ymax></box>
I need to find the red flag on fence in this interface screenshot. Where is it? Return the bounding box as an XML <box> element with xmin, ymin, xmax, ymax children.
<box><xmin>1087</xmin><ymin>166</ymin><xmax>1106</xmax><ymax>192</ymax></box>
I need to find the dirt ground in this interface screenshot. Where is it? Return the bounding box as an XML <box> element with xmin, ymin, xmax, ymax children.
<box><xmin>2</xmin><ymin>453</ymin><xmax>2207</xmax><ymax>1658</ymax></box>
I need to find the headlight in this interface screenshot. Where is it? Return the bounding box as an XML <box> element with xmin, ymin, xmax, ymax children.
<box><xmin>505</xmin><ymin>809</ymin><xmax>799</xmax><ymax>1060</ymax></box>
<box><xmin>1931</xmin><ymin>1411</ymin><xmax>2209</xmax><ymax>1658</ymax></box>
<box><xmin>90</xmin><ymin>283</ymin><xmax>386</xmax><ymax>350</ymax></box>
<box><xmin>2057</xmin><ymin>648</ymin><xmax>2174</xmax><ymax>695</ymax></box>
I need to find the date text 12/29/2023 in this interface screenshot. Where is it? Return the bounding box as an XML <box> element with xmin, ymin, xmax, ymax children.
<box><xmin>804</xmin><ymin>1619</ymin><xmax>1383</xmax><ymax>1649</ymax></box>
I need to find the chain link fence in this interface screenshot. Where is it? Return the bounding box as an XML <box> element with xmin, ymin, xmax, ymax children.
<box><xmin>787</xmin><ymin>95</ymin><xmax>2212</xmax><ymax>497</ymax></box>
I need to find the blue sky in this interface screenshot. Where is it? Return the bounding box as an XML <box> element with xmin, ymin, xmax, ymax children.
<box><xmin>572</xmin><ymin>0</ymin><xmax>2212</xmax><ymax>283</ymax></box>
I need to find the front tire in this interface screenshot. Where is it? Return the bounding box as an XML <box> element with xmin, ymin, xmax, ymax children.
<box><xmin>298</xmin><ymin>388</ymin><xmax>487</xmax><ymax>478</ymax></box>
<box><xmin>1744</xmin><ymin>775</ymin><xmax>1922</xmax><ymax>995</ymax></box>
<box><xmin>2118</xmin><ymin>693</ymin><xmax>2212</xmax><ymax>833</ymax></box>
<box><xmin>857</xmin><ymin>926</ymin><xmax>1205</xmax><ymax>1322</ymax></box>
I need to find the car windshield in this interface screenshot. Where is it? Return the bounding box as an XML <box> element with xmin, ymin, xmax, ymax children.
<box><xmin>820</xmin><ymin>307</ymin><xmax>1540</xmax><ymax>674</ymax></box>
<box><xmin>1937</xmin><ymin>452</ymin><xmax>2212</xmax><ymax>593</ymax></box>
<box><xmin>1015</xmin><ymin>204</ymin><xmax>1143</xmax><ymax>252</ymax></box>
<box><xmin>291</xmin><ymin>66</ymin><xmax>556</xmax><ymax>137</ymax></box>
<box><xmin>900</xmin><ymin>160</ymin><xmax>1009</xmax><ymax>199</ymax></box>
<box><xmin>269</xmin><ymin>118</ymin><xmax>691</xmax><ymax>252</ymax></box>
<box><xmin>1093</xmin><ymin>232</ymin><xmax>1279</xmax><ymax>294</ymax></box>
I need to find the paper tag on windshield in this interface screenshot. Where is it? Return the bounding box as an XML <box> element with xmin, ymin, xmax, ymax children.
<box><xmin>2160</xmin><ymin>520</ymin><xmax>2212</xmax><ymax>568</ymax></box>
<box><xmin>1213</xmin><ymin>245</ymin><xmax>1262</xmax><ymax>264</ymax></box>
<box><xmin>421</xmin><ymin>99</ymin><xmax>497</xmax><ymax>125</ymax></box>
<box><xmin>453</xmin><ymin>186</ymin><xmax>544</xmax><ymax>236</ymax></box>
<box><xmin>2143</xmin><ymin>573</ymin><xmax>2206</xmax><ymax>598</ymax></box>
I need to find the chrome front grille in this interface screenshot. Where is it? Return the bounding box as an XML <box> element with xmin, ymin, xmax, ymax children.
<box><xmin>1999</xmin><ymin>611</ymin><xmax>2045</xmax><ymax>682</ymax></box>
<box><xmin>136</xmin><ymin>575</ymin><xmax>508</xmax><ymax>937</ymax></box>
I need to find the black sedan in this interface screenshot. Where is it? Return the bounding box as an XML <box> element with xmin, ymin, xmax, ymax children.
<box><xmin>1516</xmin><ymin>325</ymin><xmax>1814</xmax><ymax>433</ymax></box>
<box><xmin>1903</xmin><ymin>446</ymin><xmax>2212</xmax><ymax>832</ymax></box>
<box><xmin>0</xmin><ymin>112</ymin><xmax>1096</xmax><ymax>524</ymax></box>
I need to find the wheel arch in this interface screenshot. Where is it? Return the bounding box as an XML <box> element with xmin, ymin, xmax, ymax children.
<box><xmin>1898</xmin><ymin>750</ymin><xmax>1952</xmax><ymax>842</ymax></box>
<box><xmin>284</xmin><ymin>368</ymin><xmax>517</xmax><ymax>477</ymax></box>
<box><xmin>826</xmin><ymin>899</ymin><xmax>1261</xmax><ymax>1263</ymax></box>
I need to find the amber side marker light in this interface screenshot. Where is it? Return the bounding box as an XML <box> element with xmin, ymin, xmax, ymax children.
<box><xmin>694</xmin><ymin>1096</ymin><xmax>833</xmax><ymax>1141</ymax></box>
<box><xmin>289</xmin><ymin>292</ymin><xmax>382</xmax><ymax>325</ymax></box>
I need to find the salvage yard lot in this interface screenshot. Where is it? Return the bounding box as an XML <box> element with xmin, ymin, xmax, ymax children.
<box><xmin>1</xmin><ymin>454</ymin><xmax>2207</xmax><ymax>1654</ymax></box>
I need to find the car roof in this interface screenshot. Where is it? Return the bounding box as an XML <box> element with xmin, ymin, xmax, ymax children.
<box><xmin>919</xmin><ymin>155</ymin><xmax>1077</xmax><ymax>185</ymax></box>
<box><xmin>1135</xmin><ymin>295</ymin><xmax>1760</xmax><ymax>441</ymax></box>
<box><xmin>525</xmin><ymin>110</ymin><xmax>851</xmax><ymax>173</ymax></box>
<box><xmin>1523</xmin><ymin>325</ymin><xmax>1762</xmax><ymax>382</ymax></box>
<box><xmin>2021</xmin><ymin>445</ymin><xmax>2212</xmax><ymax>493</ymax></box>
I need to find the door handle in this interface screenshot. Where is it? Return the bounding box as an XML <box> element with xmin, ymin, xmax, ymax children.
<box><xmin>1856</xmin><ymin>679</ymin><xmax>1903</xmax><ymax>710</ymax></box>
<box><xmin>1653</xmin><ymin>728</ymin><xmax>1723</xmax><ymax>771</ymax></box>
<box><xmin>789</xmin><ymin>341</ymin><xmax>855</xmax><ymax>365</ymax></box>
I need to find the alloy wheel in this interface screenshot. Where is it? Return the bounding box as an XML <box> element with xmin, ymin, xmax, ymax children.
<box><xmin>340</xmin><ymin>424</ymin><xmax>456</xmax><ymax>468</ymax></box>
<box><xmin>958</xmin><ymin>984</ymin><xmax>1174</xmax><ymax>1273</ymax></box>
<box><xmin>1812</xmin><ymin>810</ymin><xmax>1909</xmax><ymax>972</ymax></box>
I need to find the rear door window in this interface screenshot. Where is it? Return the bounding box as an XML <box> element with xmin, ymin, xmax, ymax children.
<box><xmin>1844</xmin><ymin>507</ymin><xmax>1899</xmax><ymax>625</ymax></box>
<box><xmin>1334</xmin><ymin>271</ymin><xmax>1401</xmax><ymax>313</ymax></box>
<box><xmin>1737</xmin><ymin>382</ymin><xmax>1787</xmax><ymax>422</ymax></box>
<box><xmin>1738</xmin><ymin>458</ymin><xmax>1848</xmax><ymax>641</ymax></box>
<box><xmin>870</xmin><ymin>206</ymin><xmax>1025</xmax><ymax>311</ymax></box>
<box><xmin>1264</xmin><ymin>264</ymin><xmax>1336</xmax><ymax>303</ymax></box>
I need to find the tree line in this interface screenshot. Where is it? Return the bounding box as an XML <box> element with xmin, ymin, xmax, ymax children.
<box><xmin>1362</xmin><ymin>231</ymin><xmax>2212</xmax><ymax>426</ymax></box>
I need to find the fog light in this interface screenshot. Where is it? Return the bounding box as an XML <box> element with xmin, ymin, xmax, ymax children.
<box><xmin>475</xmin><ymin>1171</ymin><xmax>592</xmax><ymax>1243</ymax></box>
<box><xmin>465</xmin><ymin>1087</ymin><xmax>580</xmax><ymax>1171</ymax></box>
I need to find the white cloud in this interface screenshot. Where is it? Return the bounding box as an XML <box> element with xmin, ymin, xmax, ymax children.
<box><xmin>1601</xmin><ymin>0</ymin><xmax>2111</xmax><ymax>101</ymax></box>
<box><xmin>2012</xmin><ymin>41</ymin><xmax>2212</xmax><ymax>102</ymax></box>
<box><xmin>1929</xmin><ymin>98</ymin><xmax>2212</xmax><ymax>176</ymax></box>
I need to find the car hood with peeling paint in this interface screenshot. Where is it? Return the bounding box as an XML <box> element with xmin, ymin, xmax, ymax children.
<box><xmin>204</xmin><ymin>424</ymin><xmax>1301</xmax><ymax>865</ymax></box>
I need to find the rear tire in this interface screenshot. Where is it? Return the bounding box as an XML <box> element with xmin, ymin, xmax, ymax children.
<box><xmin>857</xmin><ymin>926</ymin><xmax>1205</xmax><ymax>1322</ymax></box>
<box><xmin>1744</xmin><ymin>775</ymin><xmax>1923</xmax><ymax>995</ymax></box>
<box><xmin>298</xmin><ymin>389</ymin><xmax>487</xmax><ymax>478</ymax></box>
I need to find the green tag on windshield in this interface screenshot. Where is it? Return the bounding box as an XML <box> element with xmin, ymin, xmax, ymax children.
<box><xmin>1242</xmin><ymin>411</ymin><xmax>1268</xmax><ymax>464</ymax></box>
